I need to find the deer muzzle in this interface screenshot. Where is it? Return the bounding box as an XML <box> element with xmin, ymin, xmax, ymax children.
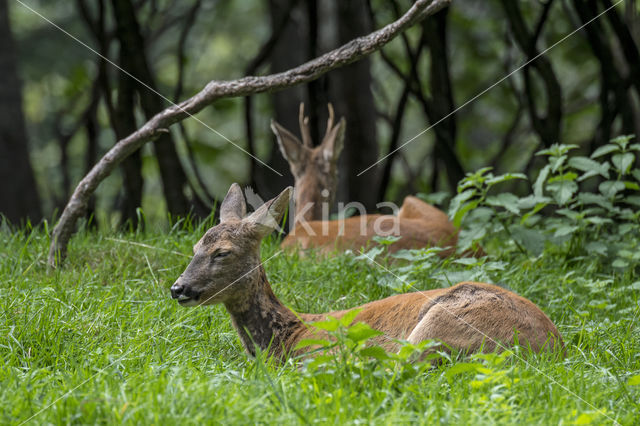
<box><xmin>170</xmin><ymin>278</ymin><xmax>200</xmax><ymax>306</ymax></box>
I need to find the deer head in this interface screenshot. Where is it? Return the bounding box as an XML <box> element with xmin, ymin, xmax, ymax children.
<box><xmin>170</xmin><ymin>184</ymin><xmax>292</xmax><ymax>308</ymax></box>
<box><xmin>271</xmin><ymin>103</ymin><xmax>346</xmax><ymax>224</ymax></box>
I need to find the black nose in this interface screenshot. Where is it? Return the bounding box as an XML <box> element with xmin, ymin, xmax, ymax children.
<box><xmin>170</xmin><ymin>282</ymin><xmax>184</xmax><ymax>299</ymax></box>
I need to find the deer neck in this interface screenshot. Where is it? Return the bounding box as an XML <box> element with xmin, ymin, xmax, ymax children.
<box><xmin>294</xmin><ymin>198</ymin><xmax>321</xmax><ymax>225</ymax></box>
<box><xmin>293</xmin><ymin>183</ymin><xmax>334</xmax><ymax>225</ymax></box>
<box><xmin>223</xmin><ymin>265</ymin><xmax>305</xmax><ymax>360</ymax></box>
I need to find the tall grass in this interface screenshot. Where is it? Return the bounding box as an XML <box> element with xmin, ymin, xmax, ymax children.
<box><xmin>0</xmin><ymin>218</ymin><xmax>638</xmax><ymax>424</ymax></box>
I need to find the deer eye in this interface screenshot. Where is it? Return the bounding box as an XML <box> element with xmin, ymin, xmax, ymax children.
<box><xmin>214</xmin><ymin>251</ymin><xmax>231</xmax><ymax>259</ymax></box>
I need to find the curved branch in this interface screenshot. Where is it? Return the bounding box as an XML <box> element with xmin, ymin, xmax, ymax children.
<box><xmin>48</xmin><ymin>0</ymin><xmax>451</xmax><ymax>267</ymax></box>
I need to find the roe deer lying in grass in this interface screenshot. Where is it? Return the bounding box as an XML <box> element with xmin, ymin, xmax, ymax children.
<box><xmin>170</xmin><ymin>184</ymin><xmax>563</xmax><ymax>361</ymax></box>
<box><xmin>271</xmin><ymin>103</ymin><xmax>459</xmax><ymax>257</ymax></box>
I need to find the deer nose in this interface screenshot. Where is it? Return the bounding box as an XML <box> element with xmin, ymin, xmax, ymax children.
<box><xmin>170</xmin><ymin>282</ymin><xmax>184</xmax><ymax>299</ymax></box>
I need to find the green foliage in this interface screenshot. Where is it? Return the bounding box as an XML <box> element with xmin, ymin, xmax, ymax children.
<box><xmin>448</xmin><ymin>167</ymin><xmax>527</xmax><ymax>227</ymax></box>
<box><xmin>294</xmin><ymin>315</ymin><xmax>443</xmax><ymax>410</ymax></box>
<box><xmin>452</xmin><ymin>137</ymin><xmax>640</xmax><ymax>272</ymax></box>
<box><xmin>296</xmin><ymin>309</ymin><xmax>439</xmax><ymax>365</ymax></box>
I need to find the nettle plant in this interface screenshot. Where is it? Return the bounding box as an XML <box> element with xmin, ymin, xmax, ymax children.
<box><xmin>450</xmin><ymin>135</ymin><xmax>640</xmax><ymax>271</ymax></box>
<box><xmin>295</xmin><ymin>312</ymin><xmax>529</xmax><ymax>407</ymax></box>
<box><xmin>296</xmin><ymin>309</ymin><xmax>446</xmax><ymax>384</ymax></box>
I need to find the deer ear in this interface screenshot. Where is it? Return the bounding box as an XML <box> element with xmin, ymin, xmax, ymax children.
<box><xmin>245</xmin><ymin>186</ymin><xmax>292</xmax><ymax>238</ymax></box>
<box><xmin>271</xmin><ymin>120</ymin><xmax>307</xmax><ymax>167</ymax></box>
<box><xmin>321</xmin><ymin>117</ymin><xmax>346</xmax><ymax>163</ymax></box>
<box><xmin>219</xmin><ymin>183</ymin><xmax>246</xmax><ymax>222</ymax></box>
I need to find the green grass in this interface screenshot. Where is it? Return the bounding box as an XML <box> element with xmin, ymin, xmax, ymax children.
<box><xmin>1</xmin><ymin>221</ymin><xmax>639</xmax><ymax>425</ymax></box>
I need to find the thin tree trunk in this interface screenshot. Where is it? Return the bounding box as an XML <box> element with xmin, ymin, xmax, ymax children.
<box><xmin>572</xmin><ymin>0</ymin><xmax>636</xmax><ymax>149</ymax></box>
<box><xmin>306</xmin><ymin>0</ymin><xmax>325</xmax><ymax>145</ymax></box>
<box><xmin>422</xmin><ymin>7</ymin><xmax>463</xmax><ymax>190</ymax></box>
<box><xmin>84</xmin><ymin>101</ymin><xmax>99</xmax><ymax>227</ymax></box>
<box><xmin>332</xmin><ymin>0</ymin><xmax>379</xmax><ymax>211</ymax></box>
<box><xmin>501</xmin><ymin>0</ymin><xmax>563</xmax><ymax>147</ymax></box>
<box><xmin>112</xmin><ymin>0</ymin><xmax>190</xmax><ymax>217</ymax></box>
<box><xmin>0</xmin><ymin>0</ymin><xmax>42</xmax><ymax>224</ymax></box>
<box><xmin>113</xmin><ymin>69</ymin><xmax>144</xmax><ymax>226</ymax></box>
<box><xmin>255</xmin><ymin>0</ymin><xmax>308</xmax><ymax>200</ymax></box>
<box><xmin>244</xmin><ymin>0</ymin><xmax>298</xmax><ymax>189</ymax></box>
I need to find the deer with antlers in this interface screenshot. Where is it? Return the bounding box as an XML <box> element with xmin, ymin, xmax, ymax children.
<box><xmin>270</xmin><ymin>103</ymin><xmax>460</xmax><ymax>257</ymax></box>
<box><xmin>170</xmin><ymin>184</ymin><xmax>563</xmax><ymax>361</ymax></box>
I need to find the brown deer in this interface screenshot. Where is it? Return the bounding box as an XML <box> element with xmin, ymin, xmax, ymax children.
<box><xmin>271</xmin><ymin>103</ymin><xmax>460</xmax><ymax>257</ymax></box>
<box><xmin>170</xmin><ymin>184</ymin><xmax>563</xmax><ymax>361</ymax></box>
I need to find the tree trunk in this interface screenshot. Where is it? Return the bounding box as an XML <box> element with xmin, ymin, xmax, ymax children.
<box><xmin>0</xmin><ymin>0</ymin><xmax>42</xmax><ymax>224</ymax></box>
<box><xmin>332</xmin><ymin>0</ymin><xmax>379</xmax><ymax>211</ymax></box>
<box><xmin>572</xmin><ymin>0</ymin><xmax>636</xmax><ymax>149</ymax></box>
<box><xmin>112</xmin><ymin>0</ymin><xmax>190</xmax><ymax>217</ymax></box>
<box><xmin>113</xmin><ymin>69</ymin><xmax>144</xmax><ymax>226</ymax></box>
<box><xmin>255</xmin><ymin>0</ymin><xmax>308</xmax><ymax>200</ymax></box>
<box><xmin>84</xmin><ymin>102</ymin><xmax>100</xmax><ymax>227</ymax></box>
<box><xmin>501</xmin><ymin>0</ymin><xmax>563</xmax><ymax>147</ymax></box>
<box><xmin>422</xmin><ymin>7</ymin><xmax>463</xmax><ymax>190</ymax></box>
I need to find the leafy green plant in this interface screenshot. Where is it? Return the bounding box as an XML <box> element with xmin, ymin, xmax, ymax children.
<box><xmin>450</xmin><ymin>136</ymin><xmax>640</xmax><ymax>273</ymax></box>
<box><xmin>448</xmin><ymin>167</ymin><xmax>529</xmax><ymax>254</ymax></box>
<box><xmin>295</xmin><ymin>310</ymin><xmax>442</xmax><ymax>388</ymax></box>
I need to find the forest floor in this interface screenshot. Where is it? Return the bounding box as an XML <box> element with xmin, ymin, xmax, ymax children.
<box><xmin>1</xmin><ymin>222</ymin><xmax>638</xmax><ymax>425</ymax></box>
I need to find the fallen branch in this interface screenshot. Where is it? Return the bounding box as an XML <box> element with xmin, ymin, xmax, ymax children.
<box><xmin>48</xmin><ymin>0</ymin><xmax>451</xmax><ymax>267</ymax></box>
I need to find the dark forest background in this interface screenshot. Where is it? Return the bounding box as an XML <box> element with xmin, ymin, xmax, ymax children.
<box><xmin>1</xmin><ymin>0</ymin><xmax>639</xmax><ymax>228</ymax></box>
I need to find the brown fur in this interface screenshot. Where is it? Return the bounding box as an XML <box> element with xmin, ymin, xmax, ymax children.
<box><xmin>282</xmin><ymin>196</ymin><xmax>459</xmax><ymax>257</ymax></box>
<box><xmin>272</xmin><ymin>103</ymin><xmax>461</xmax><ymax>257</ymax></box>
<box><xmin>170</xmin><ymin>184</ymin><xmax>564</xmax><ymax>362</ymax></box>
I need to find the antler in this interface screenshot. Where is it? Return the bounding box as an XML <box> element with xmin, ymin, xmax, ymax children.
<box><xmin>325</xmin><ymin>102</ymin><xmax>335</xmax><ymax>137</ymax></box>
<box><xmin>298</xmin><ymin>103</ymin><xmax>313</xmax><ymax>148</ymax></box>
<box><xmin>321</xmin><ymin>102</ymin><xmax>344</xmax><ymax>148</ymax></box>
